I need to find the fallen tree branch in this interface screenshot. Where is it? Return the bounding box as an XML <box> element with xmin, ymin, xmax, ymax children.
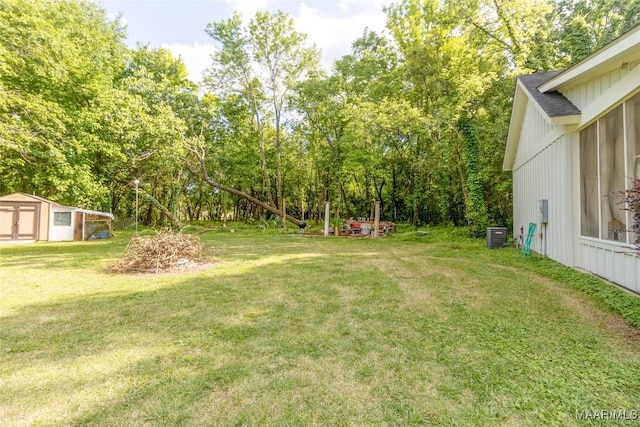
<box><xmin>121</xmin><ymin>180</ymin><xmax>182</xmax><ymax>229</ymax></box>
<box><xmin>185</xmin><ymin>145</ymin><xmax>301</xmax><ymax>225</ymax></box>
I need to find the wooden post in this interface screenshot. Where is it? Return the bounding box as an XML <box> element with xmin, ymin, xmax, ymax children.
<box><xmin>221</xmin><ymin>190</ymin><xmax>227</xmax><ymax>227</ymax></box>
<box><xmin>373</xmin><ymin>201</ymin><xmax>380</xmax><ymax>238</ymax></box>
<box><xmin>324</xmin><ymin>202</ymin><xmax>330</xmax><ymax>237</ymax></box>
<box><xmin>282</xmin><ymin>197</ymin><xmax>286</xmax><ymax>234</ymax></box>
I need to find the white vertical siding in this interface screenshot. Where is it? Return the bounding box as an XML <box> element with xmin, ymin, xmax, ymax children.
<box><xmin>578</xmin><ymin>238</ymin><xmax>640</xmax><ymax>293</ymax></box>
<box><xmin>511</xmin><ymin>43</ymin><xmax>640</xmax><ymax>294</ymax></box>
<box><xmin>565</xmin><ymin>59</ymin><xmax>640</xmax><ymax>111</ymax></box>
<box><xmin>514</xmin><ymin>101</ymin><xmax>553</xmax><ymax>167</ymax></box>
<box><xmin>512</xmin><ymin>127</ymin><xmax>573</xmax><ymax>266</ymax></box>
<box><xmin>515</xmin><ymin>121</ymin><xmax>640</xmax><ymax>292</ymax></box>
<box><xmin>567</xmin><ymin>62</ymin><xmax>640</xmax><ymax>293</ymax></box>
<box><xmin>49</xmin><ymin>207</ymin><xmax>75</xmax><ymax>241</ymax></box>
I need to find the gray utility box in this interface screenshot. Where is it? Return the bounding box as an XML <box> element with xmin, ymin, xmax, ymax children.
<box><xmin>487</xmin><ymin>227</ymin><xmax>508</xmax><ymax>249</ymax></box>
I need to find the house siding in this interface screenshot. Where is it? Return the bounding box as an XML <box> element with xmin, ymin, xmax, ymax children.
<box><xmin>564</xmin><ymin>64</ymin><xmax>640</xmax><ymax>292</ymax></box>
<box><xmin>564</xmin><ymin>59</ymin><xmax>640</xmax><ymax>111</ymax></box>
<box><xmin>578</xmin><ymin>238</ymin><xmax>640</xmax><ymax>293</ymax></box>
<box><xmin>513</xmin><ymin>101</ymin><xmax>553</xmax><ymax>169</ymax></box>
<box><xmin>513</xmin><ymin>125</ymin><xmax>573</xmax><ymax>266</ymax></box>
<box><xmin>508</xmin><ymin>28</ymin><xmax>640</xmax><ymax>294</ymax></box>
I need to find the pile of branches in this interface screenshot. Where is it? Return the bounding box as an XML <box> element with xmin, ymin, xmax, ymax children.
<box><xmin>110</xmin><ymin>230</ymin><xmax>204</xmax><ymax>274</ymax></box>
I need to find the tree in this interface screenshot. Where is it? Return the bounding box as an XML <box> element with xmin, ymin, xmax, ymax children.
<box><xmin>204</xmin><ymin>11</ymin><xmax>319</xmax><ymax>208</ymax></box>
<box><xmin>0</xmin><ymin>0</ymin><xmax>127</xmax><ymax>207</ymax></box>
<box><xmin>552</xmin><ymin>0</ymin><xmax>640</xmax><ymax>66</ymax></box>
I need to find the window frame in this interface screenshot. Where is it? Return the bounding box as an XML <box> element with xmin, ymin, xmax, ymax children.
<box><xmin>53</xmin><ymin>211</ymin><xmax>72</xmax><ymax>227</ymax></box>
<box><xmin>579</xmin><ymin>92</ymin><xmax>640</xmax><ymax>244</ymax></box>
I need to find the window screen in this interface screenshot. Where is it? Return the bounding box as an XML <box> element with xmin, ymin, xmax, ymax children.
<box><xmin>580</xmin><ymin>94</ymin><xmax>640</xmax><ymax>242</ymax></box>
<box><xmin>580</xmin><ymin>123</ymin><xmax>599</xmax><ymax>238</ymax></box>
<box><xmin>53</xmin><ymin>212</ymin><xmax>71</xmax><ymax>226</ymax></box>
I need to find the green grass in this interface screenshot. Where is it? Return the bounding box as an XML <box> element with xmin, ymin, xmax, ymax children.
<box><xmin>1</xmin><ymin>225</ymin><xmax>639</xmax><ymax>426</ymax></box>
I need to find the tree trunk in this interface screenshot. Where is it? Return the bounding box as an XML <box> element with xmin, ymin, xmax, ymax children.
<box><xmin>140</xmin><ymin>188</ymin><xmax>182</xmax><ymax>229</ymax></box>
<box><xmin>186</xmin><ymin>147</ymin><xmax>301</xmax><ymax>226</ymax></box>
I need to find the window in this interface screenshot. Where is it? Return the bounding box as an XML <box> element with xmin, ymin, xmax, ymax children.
<box><xmin>580</xmin><ymin>123</ymin><xmax>598</xmax><ymax>238</ymax></box>
<box><xmin>628</xmin><ymin>93</ymin><xmax>640</xmax><ymax>183</ymax></box>
<box><xmin>599</xmin><ymin>105</ymin><xmax>626</xmax><ymax>242</ymax></box>
<box><xmin>53</xmin><ymin>212</ymin><xmax>71</xmax><ymax>226</ymax></box>
<box><xmin>580</xmin><ymin>92</ymin><xmax>640</xmax><ymax>243</ymax></box>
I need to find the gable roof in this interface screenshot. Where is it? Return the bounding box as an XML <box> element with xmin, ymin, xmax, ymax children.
<box><xmin>518</xmin><ymin>71</ymin><xmax>581</xmax><ymax>118</ymax></box>
<box><xmin>503</xmin><ymin>71</ymin><xmax>581</xmax><ymax>170</ymax></box>
<box><xmin>0</xmin><ymin>192</ymin><xmax>61</xmax><ymax>205</ymax></box>
<box><xmin>504</xmin><ymin>25</ymin><xmax>640</xmax><ymax>171</ymax></box>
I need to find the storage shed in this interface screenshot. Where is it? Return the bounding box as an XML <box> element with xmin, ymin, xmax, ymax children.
<box><xmin>503</xmin><ymin>25</ymin><xmax>640</xmax><ymax>293</ymax></box>
<box><xmin>0</xmin><ymin>192</ymin><xmax>113</xmax><ymax>242</ymax></box>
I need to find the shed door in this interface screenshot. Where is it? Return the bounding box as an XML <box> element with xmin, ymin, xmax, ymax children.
<box><xmin>0</xmin><ymin>202</ymin><xmax>40</xmax><ymax>240</ymax></box>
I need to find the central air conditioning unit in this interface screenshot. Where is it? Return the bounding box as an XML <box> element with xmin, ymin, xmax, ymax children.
<box><xmin>487</xmin><ymin>227</ymin><xmax>508</xmax><ymax>249</ymax></box>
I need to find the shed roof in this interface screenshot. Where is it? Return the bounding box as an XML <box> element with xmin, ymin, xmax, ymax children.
<box><xmin>0</xmin><ymin>192</ymin><xmax>114</xmax><ymax>219</ymax></box>
<box><xmin>0</xmin><ymin>192</ymin><xmax>61</xmax><ymax>205</ymax></box>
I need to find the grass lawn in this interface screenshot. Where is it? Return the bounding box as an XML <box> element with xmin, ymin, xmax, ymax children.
<box><xmin>1</xmin><ymin>226</ymin><xmax>639</xmax><ymax>426</ymax></box>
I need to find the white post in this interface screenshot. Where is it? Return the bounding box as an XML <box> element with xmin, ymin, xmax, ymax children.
<box><xmin>324</xmin><ymin>202</ymin><xmax>330</xmax><ymax>237</ymax></box>
<box><xmin>373</xmin><ymin>201</ymin><xmax>380</xmax><ymax>238</ymax></box>
<box><xmin>282</xmin><ymin>198</ymin><xmax>286</xmax><ymax>235</ymax></box>
<box><xmin>82</xmin><ymin>212</ymin><xmax>85</xmax><ymax>241</ymax></box>
<box><xmin>134</xmin><ymin>178</ymin><xmax>140</xmax><ymax>237</ymax></box>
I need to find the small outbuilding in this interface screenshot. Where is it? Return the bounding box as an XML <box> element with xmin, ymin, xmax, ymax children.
<box><xmin>503</xmin><ymin>25</ymin><xmax>640</xmax><ymax>293</ymax></box>
<box><xmin>0</xmin><ymin>192</ymin><xmax>114</xmax><ymax>242</ymax></box>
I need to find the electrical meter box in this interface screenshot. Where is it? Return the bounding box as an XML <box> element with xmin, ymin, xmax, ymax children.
<box><xmin>539</xmin><ymin>199</ymin><xmax>548</xmax><ymax>224</ymax></box>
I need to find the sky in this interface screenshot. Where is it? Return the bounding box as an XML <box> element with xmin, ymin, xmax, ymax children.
<box><xmin>100</xmin><ymin>0</ymin><xmax>395</xmax><ymax>84</ymax></box>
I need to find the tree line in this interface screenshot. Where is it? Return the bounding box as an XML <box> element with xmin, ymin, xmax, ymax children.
<box><xmin>1</xmin><ymin>0</ymin><xmax>638</xmax><ymax>235</ymax></box>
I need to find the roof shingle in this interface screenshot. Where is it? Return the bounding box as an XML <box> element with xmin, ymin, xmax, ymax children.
<box><xmin>518</xmin><ymin>71</ymin><xmax>581</xmax><ymax>117</ymax></box>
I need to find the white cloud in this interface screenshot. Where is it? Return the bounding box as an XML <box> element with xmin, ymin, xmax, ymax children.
<box><xmin>161</xmin><ymin>0</ymin><xmax>394</xmax><ymax>83</ymax></box>
<box><xmin>161</xmin><ymin>42</ymin><xmax>217</xmax><ymax>84</ymax></box>
<box><xmin>106</xmin><ymin>11</ymin><xmax>127</xmax><ymax>28</ymax></box>
<box><xmin>295</xmin><ymin>2</ymin><xmax>391</xmax><ymax>71</ymax></box>
<box><xmin>224</xmin><ymin>0</ymin><xmax>269</xmax><ymax>24</ymax></box>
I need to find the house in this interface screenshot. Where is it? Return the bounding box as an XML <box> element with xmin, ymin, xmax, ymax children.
<box><xmin>0</xmin><ymin>192</ymin><xmax>114</xmax><ymax>242</ymax></box>
<box><xmin>504</xmin><ymin>25</ymin><xmax>640</xmax><ymax>294</ymax></box>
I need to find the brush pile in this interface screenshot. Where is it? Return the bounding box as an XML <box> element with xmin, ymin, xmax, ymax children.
<box><xmin>110</xmin><ymin>230</ymin><xmax>204</xmax><ymax>274</ymax></box>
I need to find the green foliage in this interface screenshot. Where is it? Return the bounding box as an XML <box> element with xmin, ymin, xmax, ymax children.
<box><xmin>1</xmin><ymin>0</ymin><xmax>635</xmax><ymax>233</ymax></box>
<box><xmin>552</xmin><ymin>0</ymin><xmax>640</xmax><ymax>66</ymax></box>
<box><xmin>0</xmin><ymin>0</ymin><xmax>199</xmax><ymax>224</ymax></box>
<box><xmin>0</xmin><ymin>0</ymin><xmax>127</xmax><ymax>205</ymax></box>
<box><xmin>204</xmin><ymin>10</ymin><xmax>320</xmax><ymax>207</ymax></box>
<box><xmin>458</xmin><ymin>112</ymin><xmax>489</xmax><ymax>237</ymax></box>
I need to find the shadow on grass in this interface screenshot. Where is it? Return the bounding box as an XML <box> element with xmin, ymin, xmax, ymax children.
<box><xmin>0</xmin><ymin>239</ymin><xmax>129</xmax><ymax>270</ymax></box>
<box><xmin>1</xmin><ymin>246</ymin><xmax>400</xmax><ymax>425</ymax></box>
<box><xmin>2</xmin><ymin>233</ymin><xmax>640</xmax><ymax>426</ymax></box>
